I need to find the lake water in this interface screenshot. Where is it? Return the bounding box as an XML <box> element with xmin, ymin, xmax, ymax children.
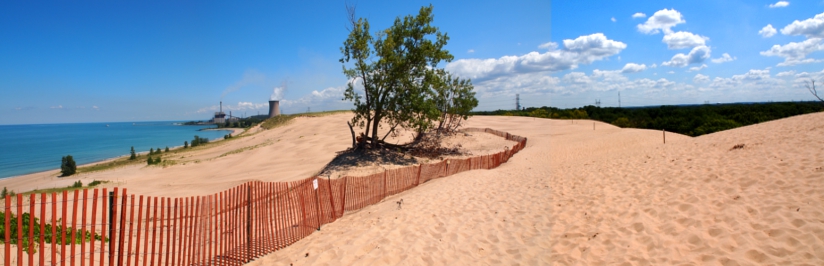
<box><xmin>0</xmin><ymin>121</ymin><xmax>233</xmax><ymax>179</ymax></box>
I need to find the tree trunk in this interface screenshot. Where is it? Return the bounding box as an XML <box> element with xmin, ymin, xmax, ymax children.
<box><xmin>347</xmin><ymin>121</ymin><xmax>356</xmax><ymax>149</ymax></box>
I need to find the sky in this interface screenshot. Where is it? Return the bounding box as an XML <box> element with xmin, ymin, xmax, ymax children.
<box><xmin>1</xmin><ymin>1</ymin><xmax>823</xmax><ymax>124</ymax></box>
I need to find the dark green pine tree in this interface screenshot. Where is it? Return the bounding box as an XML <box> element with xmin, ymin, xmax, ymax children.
<box><xmin>130</xmin><ymin>146</ymin><xmax>136</xmax><ymax>160</ymax></box>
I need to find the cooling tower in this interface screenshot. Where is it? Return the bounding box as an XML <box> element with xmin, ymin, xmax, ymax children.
<box><xmin>268</xmin><ymin>100</ymin><xmax>280</xmax><ymax>118</ymax></box>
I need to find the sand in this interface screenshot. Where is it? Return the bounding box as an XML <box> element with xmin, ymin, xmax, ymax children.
<box><xmin>3</xmin><ymin>112</ymin><xmax>823</xmax><ymax>265</ymax></box>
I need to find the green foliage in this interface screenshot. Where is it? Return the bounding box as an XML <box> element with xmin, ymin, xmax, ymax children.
<box><xmin>149</xmin><ymin>148</ymin><xmax>154</xmax><ymax>155</ymax></box>
<box><xmin>60</xmin><ymin>155</ymin><xmax>76</xmax><ymax>176</ymax></box>
<box><xmin>129</xmin><ymin>146</ymin><xmax>136</xmax><ymax>160</ymax></box>
<box><xmin>88</xmin><ymin>180</ymin><xmax>106</xmax><ymax>187</ymax></box>
<box><xmin>0</xmin><ymin>210</ymin><xmax>107</xmax><ymax>250</ymax></box>
<box><xmin>190</xmin><ymin>135</ymin><xmax>209</xmax><ymax>147</ymax></box>
<box><xmin>146</xmin><ymin>156</ymin><xmax>162</xmax><ymax>165</ymax></box>
<box><xmin>224</xmin><ymin>134</ymin><xmax>232</xmax><ymax>140</ymax></box>
<box><xmin>72</xmin><ymin>181</ymin><xmax>82</xmax><ymax>188</ymax></box>
<box><xmin>165</xmin><ymin>146</ymin><xmax>169</xmax><ymax>153</ymax></box>
<box><xmin>612</xmin><ymin>117</ymin><xmax>632</xmax><ymax>127</ymax></box>
<box><xmin>528</xmin><ymin>109</ymin><xmax>549</xmax><ymax>118</ymax></box>
<box><xmin>341</xmin><ymin>5</ymin><xmax>474</xmax><ymax>145</ymax></box>
<box><xmin>184</xmin><ymin>141</ymin><xmax>188</xmax><ymax>149</ymax></box>
<box><xmin>1</xmin><ymin>187</ymin><xmax>15</xmax><ymax>198</ymax></box>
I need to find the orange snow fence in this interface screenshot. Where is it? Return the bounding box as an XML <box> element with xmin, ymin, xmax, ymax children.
<box><xmin>1</xmin><ymin>128</ymin><xmax>526</xmax><ymax>265</ymax></box>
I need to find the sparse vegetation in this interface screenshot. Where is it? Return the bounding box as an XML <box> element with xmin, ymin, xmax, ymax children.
<box><xmin>190</xmin><ymin>135</ymin><xmax>209</xmax><ymax>147</ymax></box>
<box><xmin>1</xmin><ymin>187</ymin><xmax>15</xmax><ymax>198</ymax></box>
<box><xmin>60</xmin><ymin>155</ymin><xmax>77</xmax><ymax>176</ymax></box>
<box><xmin>130</xmin><ymin>146</ymin><xmax>137</xmax><ymax>160</ymax></box>
<box><xmin>341</xmin><ymin>4</ymin><xmax>477</xmax><ymax>150</ymax></box>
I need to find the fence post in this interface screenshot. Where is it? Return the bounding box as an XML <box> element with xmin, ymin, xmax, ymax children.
<box><xmin>4</xmin><ymin>195</ymin><xmax>10</xmax><ymax>266</ymax></box>
<box><xmin>247</xmin><ymin>184</ymin><xmax>252</xmax><ymax>263</ymax></box>
<box><xmin>314</xmin><ymin>179</ymin><xmax>321</xmax><ymax>231</ymax></box>
<box><xmin>663</xmin><ymin>129</ymin><xmax>666</xmax><ymax>144</ymax></box>
<box><xmin>416</xmin><ymin>164</ymin><xmax>422</xmax><ymax>186</ymax></box>
<box><xmin>108</xmin><ymin>190</ymin><xmax>114</xmax><ymax>260</ymax></box>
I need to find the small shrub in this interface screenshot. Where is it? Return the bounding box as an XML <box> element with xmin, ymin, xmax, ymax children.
<box><xmin>149</xmin><ymin>148</ymin><xmax>154</xmax><ymax>155</ymax></box>
<box><xmin>130</xmin><ymin>146</ymin><xmax>137</xmax><ymax>160</ymax></box>
<box><xmin>71</xmin><ymin>180</ymin><xmax>82</xmax><ymax>188</ymax></box>
<box><xmin>61</xmin><ymin>155</ymin><xmax>77</xmax><ymax>176</ymax></box>
<box><xmin>184</xmin><ymin>141</ymin><xmax>188</xmax><ymax>148</ymax></box>
<box><xmin>1</xmin><ymin>187</ymin><xmax>15</xmax><ymax>198</ymax></box>
<box><xmin>165</xmin><ymin>146</ymin><xmax>169</xmax><ymax>152</ymax></box>
<box><xmin>147</xmin><ymin>156</ymin><xmax>154</xmax><ymax>165</ymax></box>
<box><xmin>88</xmin><ymin>180</ymin><xmax>106</xmax><ymax>187</ymax></box>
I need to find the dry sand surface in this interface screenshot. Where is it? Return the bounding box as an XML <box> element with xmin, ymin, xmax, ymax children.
<box><xmin>3</xmin><ymin>111</ymin><xmax>824</xmax><ymax>265</ymax></box>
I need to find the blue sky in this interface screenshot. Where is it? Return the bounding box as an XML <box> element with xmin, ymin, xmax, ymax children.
<box><xmin>531</xmin><ymin>0</ymin><xmax>824</xmax><ymax>109</ymax></box>
<box><xmin>2</xmin><ymin>1</ymin><xmax>823</xmax><ymax>124</ymax></box>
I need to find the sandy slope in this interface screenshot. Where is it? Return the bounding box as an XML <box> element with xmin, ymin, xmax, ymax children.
<box><xmin>3</xmin><ymin>111</ymin><xmax>823</xmax><ymax>265</ymax></box>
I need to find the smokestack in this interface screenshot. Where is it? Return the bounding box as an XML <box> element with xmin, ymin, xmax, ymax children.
<box><xmin>268</xmin><ymin>100</ymin><xmax>280</xmax><ymax>118</ymax></box>
<box><xmin>220</xmin><ymin>101</ymin><xmax>223</xmax><ymax>113</ymax></box>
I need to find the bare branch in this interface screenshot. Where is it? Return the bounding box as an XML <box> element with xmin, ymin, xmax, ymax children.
<box><xmin>806</xmin><ymin>79</ymin><xmax>824</xmax><ymax>103</ymax></box>
<box><xmin>345</xmin><ymin>1</ymin><xmax>357</xmax><ymax>32</ymax></box>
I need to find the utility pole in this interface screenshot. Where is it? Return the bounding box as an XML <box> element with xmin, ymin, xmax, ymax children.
<box><xmin>595</xmin><ymin>99</ymin><xmax>601</xmax><ymax>107</ymax></box>
<box><xmin>516</xmin><ymin>94</ymin><xmax>521</xmax><ymax>110</ymax></box>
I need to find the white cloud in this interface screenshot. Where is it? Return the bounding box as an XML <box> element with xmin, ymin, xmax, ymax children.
<box><xmin>769</xmin><ymin>1</ymin><xmax>789</xmax><ymax>8</ymax></box>
<box><xmin>467</xmin><ymin>49</ymin><xmax>475</xmax><ymax>54</ymax></box>
<box><xmin>632</xmin><ymin>13</ymin><xmax>647</xmax><ymax>19</ymax></box>
<box><xmin>50</xmin><ymin>105</ymin><xmax>63</xmax><ymax>109</ymax></box>
<box><xmin>650</xmin><ymin>63</ymin><xmax>658</xmax><ymax>68</ymax></box>
<box><xmin>592</xmin><ymin>69</ymin><xmax>629</xmax><ymax>83</ymax></box>
<box><xmin>776</xmin><ymin>70</ymin><xmax>796</xmax><ymax>77</ymax></box>
<box><xmin>760</xmin><ymin>38</ymin><xmax>824</xmax><ymax>66</ymax></box>
<box><xmin>662</xmin><ymin>31</ymin><xmax>709</xmax><ymax>49</ymax></box>
<box><xmin>759</xmin><ymin>24</ymin><xmax>778</xmax><ymax>38</ymax></box>
<box><xmin>471</xmin><ymin>72</ymin><xmax>561</xmax><ymax>98</ymax></box>
<box><xmin>446</xmin><ymin>33</ymin><xmax>626</xmax><ymax>81</ymax></box>
<box><xmin>732</xmin><ymin>69</ymin><xmax>771</xmax><ymax>81</ymax></box>
<box><xmin>662</xmin><ymin>45</ymin><xmax>711</xmax><ymax>67</ymax></box>
<box><xmin>711</xmin><ymin>53</ymin><xmax>737</xmax><ymax>63</ymax></box>
<box><xmin>621</xmin><ymin>63</ymin><xmax>647</xmax><ymax>73</ymax></box>
<box><xmin>562</xmin><ymin>72</ymin><xmax>592</xmax><ymax>85</ymax></box>
<box><xmin>538</xmin><ymin>42</ymin><xmax>557</xmax><ymax>50</ymax></box>
<box><xmin>667</xmin><ymin>71</ymin><xmax>675</xmax><ymax>74</ymax></box>
<box><xmin>611</xmin><ymin>17</ymin><xmax>616</xmax><ymax>22</ymax></box>
<box><xmin>781</xmin><ymin>12</ymin><xmax>824</xmax><ymax>38</ymax></box>
<box><xmin>689</xmin><ymin>64</ymin><xmax>708</xmax><ymax>72</ymax></box>
<box><xmin>693</xmin><ymin>73</ymin><xmax>710</xmax><ymax>83</ymax></box>
<box><xmin>92</xmin><ymin>106</ymin><xmax>99</xmax><ymax>110</ymax></box>
<box><xmin>637</xmin><ymin>9</ymin><xmax>685</xmax><ymax>34</ymax></box>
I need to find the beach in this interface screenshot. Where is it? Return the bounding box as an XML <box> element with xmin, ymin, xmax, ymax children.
<box><xmin>2</xmin><ymin>112</ymin><xmax>823</xmax><ymax>265</ymax></box>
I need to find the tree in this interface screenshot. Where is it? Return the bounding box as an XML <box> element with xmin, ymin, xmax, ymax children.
<box><xmin>341</xmin><ymin>4</ymin><xmax>470</xmax><ymax>149</ymax></box>
<box><xmin>184</xmin><ymin>141</ymin><xmax>188</xmax><ymax>148</ymax></box>
<box><xmin>130</xmin><ymin>146</ymin><xmax>136</xmax><ymax>160</ymax></box>
<box><xmin>433</xmin><ymin>71</ymin><xmax>478</xmax><ymax>132</ymax></box>
<box><xmin>165</xmin><ymin>146</ymin><xmax>169</xmax><ymax>152</ymax></box>
<box><xmin>61</xmin><ymin>155</ymin><xmax>77</xmax><ymax>176</ymax></box>
<box><xmin>149</xmin><ymin>148</ymin><xmax>154</xmax><ymax>155</ymax></box>
<box><xmin>806</xmin><ymin>79</ymin><xmax>824</xmax><ymax>103</ymax></box>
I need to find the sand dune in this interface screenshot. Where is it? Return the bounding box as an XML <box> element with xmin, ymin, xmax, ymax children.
<box><xmin>3</xmin><ymin>111</ymin><xmax>823</xmax><ymax>265</ymax></box>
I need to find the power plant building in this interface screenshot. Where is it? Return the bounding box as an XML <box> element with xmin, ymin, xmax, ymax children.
<box><xmin>268</xmin><ymin>100</ymin><xmax>280</xmax><ymax>118</ymax></box>
<box><xmin>214</xmin><ymin>101</ymin><xmax>226</xmax><ymax>124</ymax></box>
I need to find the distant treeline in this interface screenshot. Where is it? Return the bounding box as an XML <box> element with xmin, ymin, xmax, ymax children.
<box><xmin>183</xmin><ymin>115</ymin><xmax>269</xmax><ymax>128</ymax></box>
<box><xmin>472</xmin><ymin>102</ymin><xmax>824</xmax><ymax>137</ymax></box>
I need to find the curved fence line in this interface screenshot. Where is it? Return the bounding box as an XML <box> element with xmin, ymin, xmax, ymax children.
<box><xmin>1</xmin><ymin>128</ymin><xmax>527</xmax><ymax>265</ymax></box>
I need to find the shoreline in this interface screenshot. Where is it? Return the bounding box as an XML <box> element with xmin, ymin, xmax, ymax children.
<box><xmin>0</xmin><ymin>127</ymin><xmax>245</xmax><ymax>181</ymax></box>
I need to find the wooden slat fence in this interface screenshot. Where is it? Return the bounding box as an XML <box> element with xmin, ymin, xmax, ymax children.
<box><xmin>1</xmin><ymin>128</ymin><xmax>526</xmax><ymax>265</ymax></box>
